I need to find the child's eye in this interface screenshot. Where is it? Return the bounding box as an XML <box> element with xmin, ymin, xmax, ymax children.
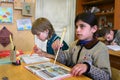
<box><xmin>79</xmin><ymin>24</ymin><xmax>85</xmax><ymax>29</ymax></box>
<box><xmin>75</xmin><ymin>24</ymin><xmax>85</xmax><ymax>29</ymax></box>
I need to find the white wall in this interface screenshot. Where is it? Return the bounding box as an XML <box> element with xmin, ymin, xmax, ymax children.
<box><xmin>35</xmin><ymin>0</ymin><xmax>76</xmax><ymax>49</ymax></box>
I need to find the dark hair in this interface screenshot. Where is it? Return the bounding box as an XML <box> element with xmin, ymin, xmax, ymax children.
<box><xmin>100</xmin><ymin>27</ymin><xmax>112</xmax><ymax>36</ymax></box>
<box><xmin>75</xmin><ymin>12</ymin><xmax>98</xmax><ymax>27</ymax></box>
<box><xmin>31</xmin><ymin>17</ymin><xmax>55</xmax><ymax>38</ymax></box>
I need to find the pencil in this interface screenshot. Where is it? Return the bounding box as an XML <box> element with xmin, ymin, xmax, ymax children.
<box><xmin>30</xmin><ymin>45</ymin><xmax>37</xmax><ymax>56</ymax></box>
<box><xmin>30</xmin><ymin>50</ymin><xmax>34</xmax><ymax>56</ymax></box>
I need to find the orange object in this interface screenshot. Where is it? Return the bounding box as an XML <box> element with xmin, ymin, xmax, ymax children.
<box><xmin>30</xmin><ymin>50</ymin><xmax>34</xmax><ymax>56</ymax></box>
<box><xmin>30</xmin><ymin>45</ymin><xmax>37</xmax><ymax>56</ymax></box>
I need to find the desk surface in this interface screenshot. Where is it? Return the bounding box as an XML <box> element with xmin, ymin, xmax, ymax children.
<box><xmin>0</xmin><ymin>50</ymin><xmax>120</xmax><ymax>80</ymax></box>
<box><xmin>109</xmin><ymin>49</ymin><xmax>120</xmax><ymax>57</ymax></box>
<box><xmin>0</xmin><ymin>54</ymin><xmax>91</xmax><ymax>80</ymax></box>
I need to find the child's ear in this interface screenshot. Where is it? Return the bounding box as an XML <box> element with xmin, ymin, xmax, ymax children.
<box><xmin>92</xmin><ymin>25</ymin><xmax>98</xmax><ymax>33</ymax></box>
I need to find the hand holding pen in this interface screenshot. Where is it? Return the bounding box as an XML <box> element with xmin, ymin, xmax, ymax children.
<box><xmin>111</xmin><ymin>40</ymin><xmax>117</xmax><ymax>45</ymax></box>
<box><xmin>32</xmin><ymin>45</ymin><xmax>44</xmax><ymax>56</ymax></box>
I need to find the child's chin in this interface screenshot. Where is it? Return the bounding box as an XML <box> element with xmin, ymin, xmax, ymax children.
<box><xmin>41</xmin><ymin>39</ymin><xmax>46</xmax><ymax>41</ymax></box>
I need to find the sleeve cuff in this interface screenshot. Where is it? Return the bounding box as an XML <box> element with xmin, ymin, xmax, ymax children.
<box><xmin>83</xmin><ymin>62</ymin><xmax>91</xmax><ymax>73</ymax></box>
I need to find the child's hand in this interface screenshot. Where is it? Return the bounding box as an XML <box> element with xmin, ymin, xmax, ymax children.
<box><xmin>52</xmin><ymin>39</ymin><xmax>63</xmax><ymax>51</ymax></box>
<box><xmin>111</xmin><ymin>41</ymin><xmax>117</xmax><ymax>45</ymax></box>
<box><xmin>33</xmin><ymin>45</ymin><xmax>48</xmax><ymax>57</ymax></box>
<box><xmin>71</xmin><ymin>63</ymin><xmax>88</xmax><ymax>76</ymax></box>
<box><xmin>33</xmin><ymin>45</ymin><xmax>39</xmax><ymax>53</ymax></box>
<box><xmin>33</xmin><ymin>45</ymin><xmax>42</xmax><ymax>55</ymax></box>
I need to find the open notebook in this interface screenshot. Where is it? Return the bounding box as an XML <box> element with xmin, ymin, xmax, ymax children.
<box><xmin>107</xmin><ymin>45</ymin><xmax>120</xmax><ymax>51</ymax></box>
<box><xmin>21</xmin><ymin>54</ymin><xmax>50</xmax><ymax>64</ymax></box>
<box><xmin>25</xmin><ymin>62</ymin><xmax>71</xmax><ymax>80</ymax></box>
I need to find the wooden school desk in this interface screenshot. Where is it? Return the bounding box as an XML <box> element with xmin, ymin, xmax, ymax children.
<box><xmin>108</xmin><ymin>49</ymin><xmax>120</xmax><ymax>80</ymax></box>
<box><xmin>0</xmin><ymin>51</ymin><xmax>91</xmax><ymax>80</ymax></box>
<box><xmin>98</xmin><ymin>37</ymin><xmax>120</xmax><ymax>70</ymax></box>
<box><xmin>109</xmin><ymin>49</ymin><xmax>120</xmax><ymax>70</ymax></box>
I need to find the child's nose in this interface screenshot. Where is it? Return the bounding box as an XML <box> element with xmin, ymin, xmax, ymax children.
<box><xmin>76</xmin><ymin>27</ymin><xmax>81</xmax><ymax>31</ymax></box>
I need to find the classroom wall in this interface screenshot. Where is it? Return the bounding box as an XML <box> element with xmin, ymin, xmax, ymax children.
<box><xmin>0</xmin><ymin>0</ymin><xmax>35</xmax><ymax>51</ymax></box>
<box><xmin>35</xmin><ymin>0</ymin><xmax>76</xmax><ymax>45</ymax></box>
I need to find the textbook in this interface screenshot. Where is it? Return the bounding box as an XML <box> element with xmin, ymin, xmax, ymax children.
<box><xmin>107</xmin><ymin>45</ymin><xmax>120</xmax><ymax>51</ymax></box>
<box><xmin>21</xmin><ymin>54</ymin><xmax>50</xmax><ymax>64</ymax></box>
<box><xmin>25</xmin><ymin>62</ymin><xmax>71</xmax><ymax>80</ymax></box>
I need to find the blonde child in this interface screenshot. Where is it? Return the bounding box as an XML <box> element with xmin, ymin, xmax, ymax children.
<box><xmin>31</xmin><ymin>18</ymin><xmax>69</xmax><ymax>59</ymax></box>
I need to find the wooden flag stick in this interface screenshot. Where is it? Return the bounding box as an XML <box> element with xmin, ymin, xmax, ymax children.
<box><xmin>9</xmin><ymin>34</ymin><xmax>14</xmax><ymax>50</ymax></box>
<box><xmin>53</xmin><ymin>28</ymin><xmax>67</xmax><ymax>65</ymax></box>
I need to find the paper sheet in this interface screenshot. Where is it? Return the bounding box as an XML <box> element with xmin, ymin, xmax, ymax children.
<box><xmin>107</xmin><ymin>45</ymin><xmax>120</xmax><ymax>51</ymax></box>
<box><xmin>21</xmin><ymin>54</ymin><xmax>50</xmax><ymax>64</ymax></box>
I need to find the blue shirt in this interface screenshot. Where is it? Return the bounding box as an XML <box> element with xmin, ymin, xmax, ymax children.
<box><xmin>47</xmin><ymin>34</ymin><xmax>69</xmax><ymax>55</ymax></box>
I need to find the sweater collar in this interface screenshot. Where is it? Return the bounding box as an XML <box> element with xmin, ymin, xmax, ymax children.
<box><xmin>76</xmin><ymin>38</ymin><xmax>99</xmax><ymax>49</ymax></box>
